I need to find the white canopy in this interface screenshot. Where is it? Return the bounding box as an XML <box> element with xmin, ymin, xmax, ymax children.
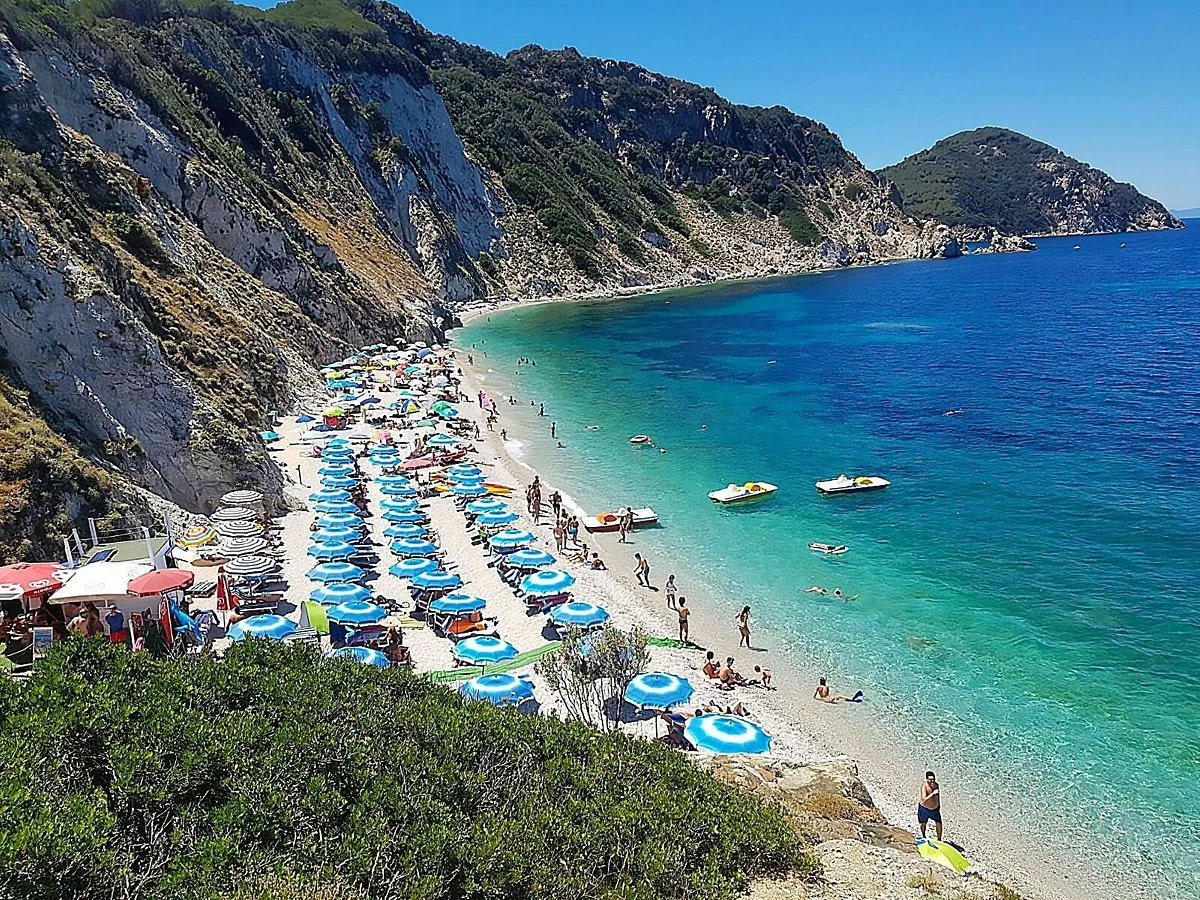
<box><xmin>48</xmin><ymin>562</ymin><xmax>152</xmax><ymax>605</ymax></box>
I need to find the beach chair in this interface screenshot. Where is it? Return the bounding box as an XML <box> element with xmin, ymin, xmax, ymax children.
<box><xmin>284</xmin><ymin>627</ymin><xmax>321</xmax><ymax>650</ymax></box>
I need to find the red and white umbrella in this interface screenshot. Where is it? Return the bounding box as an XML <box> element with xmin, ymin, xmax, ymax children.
<box><xmin>0</xmin><ymin>563</ymin><xmax>74</xmax><ymax>603</ymax></box>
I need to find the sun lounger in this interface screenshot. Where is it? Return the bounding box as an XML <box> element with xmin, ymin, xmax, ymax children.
<box><xmin>284</xmin><ymin>627</ymin><xmax>321</xmax><ymax>649</ymax></box>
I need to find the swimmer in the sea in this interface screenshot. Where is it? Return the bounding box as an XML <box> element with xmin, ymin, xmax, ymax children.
<box><xmin>804</xmin><ymin>586</ymin><xmax>828</xmax><ymax>595</ymax></box>
<box><xmin>832</xmin><ymin>588</ymin><xmax>859</xmax><ymax>602</ymax></box>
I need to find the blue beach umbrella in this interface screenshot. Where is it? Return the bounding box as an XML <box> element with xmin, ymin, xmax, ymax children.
<box><xmin>315</xmin><ymin>513</ymin><xmax>364</xmax><ymax>530</ymax></box>
<box><xmin>325</xmin><ymin>437</ymin><xmax>351</xmax><ymax>448</ymax></box>
<box><xmin>314</xmin><ymin>500</ymin><xmax>360</xmax><ymax>515</ymax></box>
<box><xmin>320</xmin><ymin>475</ymin><xmax>358</xmax><ymax>489</ymax></box>
<box><xmin>306</xmin><ymin>540</ymin><xmax>357</xmax><ymax>560</ymax></box>
<box><xmin>520</xmin><ymin>569</ymin><xmax>576</xmax><ymax>597</ymax></box>
<box><xmin>411</xmin><ymin>570</ymin><xmax>461</xmax><ymax>591</ymax></box>
<box><xmin>367</xmin><ymin>443</ymin><xmax>398</xmax><ymax>455</ymax></box>
<box><xmin>388</xmin><ymin>557</ymin><xmax>438</xmax><ymax>579</ymax></box>
<box><xmin>390</xmin><ymin>538</ymin><xmax>438</xmax><ymax>557</ymax></box>
<box><xmin>450</xmin><ymin>483</ymin><xmax>489</xmax><ymax>499</ymax></box>
<box><xmin>383</xmin><ymin>523</ymin><xmax>427</xmax><ymax>539</ymax></box>
<box><xmin>447</xmin><ymin>464</ymin><xmax>483</xmax><ymax>479</ymax></box>
<box><xmin>459</xmin><ymin>673</ymin><xmax>533</xmax><ymax>706</ymax></box>
<box><xmin>380</xmin><ymin>498</ymin><xmax>419</xmax><ymax>513</ymax></box>
<box><xmin>311</xmin><ymin>583</ymin><xmax>372</xmax><ymax>606</ymax></box>
<box><xmin>327</xmin><ymin>646</ymin><xmax>390</xmax><ymax>668</ymax></box>
<box><xmin>306</xmin><ymin>561</ymin><xmax>367</xmax><ymax>584</ymax></box>
<box><xmin>228</xmin><ymin>615</ymin><xmax>297</xmax><ymax>642</ymax></box>
<box><xmin>311</xmin><ymin>526</ymin><xmax>362</xmax><ymax>544</ymax></box>
<box><xmin>376</xmin><ymin>473</ymin><xmax>412</xmax><ymax>486</ymax></box>
<box><xmin>504</xmin><ymin>548</ymin><xmax>556</xmax><ymax>570</ymax></box>
<box><xmin>684</xmin><ymin>715</ymin><xmax>773</xmax><ymax>755</ymax></box>
<box><xmin>318</xmin><ymin>463</ymin><xmax>355</xmax><ymax>476</ymax></box>
<box><xmin>477</xmin><ymin>508</ymin><xmax>519</xmax><ymax>526</ymax></box>
<box><xmin>453</xmin><ymin>635</ymin><xmax>518</xmax><ymax>665</ymax></box>
<box><xmin>383</xmin><ymin>510</ymin><xmax>425</xmax><ymax>523</ymax></box>
<box><xmin>367</xmin><ymin>455</ymin><xmax>401</xmax><ymax>468</ymax></box>
<box><xmin>625</xmin><ymin>672</ymin><xmax>694</xmax><ymax>710</ymax></box>
<box><xmin>308</xmin><ymin>488</ymin><xmax>352</xmax><ymax>503</ymax></box>
<box><xmin>296</xmin><ymin>414</ymin><xmax>315</xmax><ymax>424</ymax></box>
<box><xmin>426</xmin><ymin>434</ymin><xmax>458</xmax><ymax>448</ymax></box>
<box><xmin>322</xmin><ymin>447</ymin><xmax>354</xmax><ymax>459</ymax></box>
<box><xmin>466</xmin><ymin>498</ymin><xmax>508</xmax><ymax>515</ymax></box>
<box><xmin>327</xmin><ymin>599</ymin><xmax>387</xmax><ymax>626</ymax></box>
<box><xmin>447</xmin><ymin>471</ymin><xmax>485</xmax><ymax>485</ymax></box>
<box><xmin>548</xmin><ymin>601</ymin><xmax>609</xmax><ymax>629</ymax></box>
<box><xmin>428</xmin><ymin>593</ymin><xmax>486</xmax><ymax>615</ymax></box>
<box><xmin>488</xmin><ymin>529</ymin><xmax>535</xmax><ymax>551</ymax></box>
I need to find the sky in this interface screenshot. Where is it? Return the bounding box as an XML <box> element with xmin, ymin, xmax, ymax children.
<box><xmin>365</xmin><ymin>0</ymin><xmax>1200</xmax><ymax>210</ymax></box>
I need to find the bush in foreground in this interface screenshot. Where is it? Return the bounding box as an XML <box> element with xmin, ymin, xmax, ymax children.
<box><xmin>0</xmin><ymin>640</ymin><xmax>817</xmax><ymax>899</ymax></box>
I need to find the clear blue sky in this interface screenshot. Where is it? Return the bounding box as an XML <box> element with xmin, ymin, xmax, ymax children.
<box><xmin>264</xmin><ymin>0</ymin><xmax>1200</xmax><ymax>208</ymax></box>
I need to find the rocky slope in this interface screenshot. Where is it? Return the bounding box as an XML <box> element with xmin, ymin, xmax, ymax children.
<box><xmin>879</xmin><ymin>127</ymin><xmax>1183</xmax><ymax>237</ymax></box>
<box><xmin>0</xmin><ymin>0</ymin><xmax>961</xmax><ymax>559</ymax></box>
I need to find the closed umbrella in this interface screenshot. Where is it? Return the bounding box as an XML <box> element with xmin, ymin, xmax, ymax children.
<box><xmin>306</xmin><ymin>562</ymin><xmax>367</xmax><ymax>583</ymax></box>
<box><xmin>218</xmin><ymin>536</ymin><xmax>270</xmax><ymax>557</ymax></box>
<box><xmin>428</xmin><ymin>593</ymin><xmax>486</xmax><ymax>615</ymax></box>
<box><xmin>311</xmin><ymin>526</ymin><xmax>362</xmax><ymax>544</ymax></box>
<box><xmin>311</xmin><ymin>583</ymin><xmax>372</xmax><ymax>606</ymax></box>
<box><xmin>315</xmin><ymin>513</ymin><xmax>364</xmax><ymax>530</ymax></box>
<box><xmin>383</xmin><ymin>510</ymin><xmax>425</xmax><ymax>524</ymax></box>
<box><xmin>488</xmin><ymin>529</ymin><xmax>535</xmax><ymax>551</ymax></box>
<box><xmin>683</xmin><ymin>715</ymin><xmax>773</xmax><ymax>755</ymax></box>
<box><xmin>212</xmin><ymin>506</ymin><xmax>256</xmax><ymax>522</ymax></box>
<box><xmin>548</xmin><ymin>601</ymin><xmax>608</xmax><ymax>629</ymax></box>
<box><xmin>625</xmin><ymin>672</ymin><xmax>694</xmax><ymax>710</ymax></box>
<box><xmin>320</xmin><ymin>475</ymin><xmax>358</xmax><ymax>489</ymax></box>
<box><xmin>314</xmin><ymin>500</ymin><xmax>359</xmax><ymax>515</ymax></box>
<box><xmin>411</xmin><ymin>570</ymin><xmax>461</xmax><ymax>591</ymax></box>
<box><xmin>383</xmin><ymin>523</ymin><xmax>427</xmax><ymax>539</ymax></box>
<box><xmin>228</xmin><ymin>614</ymin><xmax>296</xmax><ymax>641</ymax></box>
<box><xmin>327</xmin><ymin>646</ymin><xmax>390</xmax><ymax>668</ymax></box>
<box><xmin>505</xmin><ymin>548</ymin><xmax>556</xmax><ymax>570</ymax></box>
<box><xmin>307</xmin><ymin>540</ymin><xmax>357</xmax><ymax>560</ymax></box>
<box><xmin>222</xmin><ymin>555</ymin><xmax>278</xmax><ymax>579</ymax></box>
<box><xmin>477</xmin><ymin>509</ymin><xmax>519</xmax><ymax>526</ymax></box>
<box><xmin>177</xmin><ymin>524</ymin><xmax>217</xmax><ymax>548</ymax></box>
<box><xmin>466</xmin><ymin>498</ymin><xmax>508</xmax><ymax>515</ymax></box>
<box><xmin>380</xmin><ymin>498</ymin><xmax>419</xmax><ymax>512</ymax></box>
<box><xmin>308</xmin><ymin>488</ymin><xmax>352</xmax><ymax>503</ymax></box>
<box><xmin>327</xmin><ymin>599</ymin><xmax>387</xmax><ymax>626</ymax></box>
<box><xmin>520</xmin><ymin>569</ymin><xmax>575</xmax><ymax>597</ymax></box>
<box><xmin>390</xmin><ymin>538</ymin><xmax>438</xmax><ymax>557</ymax></box>
<box><xmin>221</xmin><ymin>489</ymin><xmax>263</xmax><ymax>507</ymax></box>
<box><xmin>216</xmin><ymin>520</ymin><xmax>264</xmax><ymax>539</ymax></box>
<box><xmin>460</xmin><ymin>673</ymin><xmax>533</xmax><ymax>706</ymax></box>
<box><xmin>388</xmin><ymin>558</ymin><xmax>437</xmax><ymax>579</ymax></box>
<box><xmin>453</xmin><ymin>635</ymin><xmax>517</xmax><ymax>665</ymax></box>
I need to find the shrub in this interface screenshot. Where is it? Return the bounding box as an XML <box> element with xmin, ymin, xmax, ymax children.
<box><xmin>842</xmin><ymin>183</ymin><xmax>868</xmax><ymax>201</ymax></box>
<box><xmin>107</xmin><ymin>212</ymin><xmax>174</xmax><ymax>270</ymax></box>
<box><xmin>779</xmin><ymin>208</ymin><xmax>821</xmax><ymax>245</ymax></box>
<box><xmin>689</xmin><ymin>237</ymin><xmax>713</xmax><ymax>257</ymax></box>
<box><xmin>616</xmin><ymin>231</ymin><xmax>646</xmax><ymax>261</ymax></box>
<box><xmin>0</xmin><ymin>640</ymin><xmax>815</xmax><ymax>899</ymax></box>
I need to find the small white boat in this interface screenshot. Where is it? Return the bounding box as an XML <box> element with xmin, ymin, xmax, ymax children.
<box><xmin>708</xmin><ymin>481</ymin><xmax>778</xmax><ymax>504</ymax></box>
<box><xmin>815</xmin><ymin>474</ymin><xmax>891</xmax><ymax>495</ymax></box>
<box><xmin>582</xmin><ymin>507</ymin><xmax>659</xmax><ymax>533</ymax></box>
<box><xmin>808</xmin><ymin>542</ymin><xmax>849</xmax><ymax>555</ymax></box>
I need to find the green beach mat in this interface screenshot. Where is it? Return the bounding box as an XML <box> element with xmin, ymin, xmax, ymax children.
<box><xmin>647</xmin><ymin>636</ymin><xmax>702</xmax><ymax>650</ymax></box>
<box><xmin>424</xmin><ymin>641</ymin><xmax>561</xmax><ymax>684</ymax></box>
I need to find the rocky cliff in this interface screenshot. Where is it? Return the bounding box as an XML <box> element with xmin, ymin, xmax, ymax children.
<box><xmin>0</xmin><ymin>0</ymin><xmax>961</xmax><ymax>559</ymax></box>
<box><xmin>879</xmin><ymin>126</ymin><xmax>1183</xmax><ymax>237</ymax></box>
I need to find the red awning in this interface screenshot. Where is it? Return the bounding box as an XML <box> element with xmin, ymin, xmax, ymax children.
<box><xmin>0</xmin><ymin>563</ymin><xmax>73</xmax><ymax>601</ymax></box>
<box><xmin>126</xmin><ymin>569</ymin><xmax>194</xmax><ymax>597</ymax></box>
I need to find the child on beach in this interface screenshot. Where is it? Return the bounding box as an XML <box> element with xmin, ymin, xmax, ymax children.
<box><xmin>752</xmin><ymin>666</ymin><xmax>773</xmax><ymax>689</ymax></box>
<box><xmin>665</xmin><ymin>574</ymin><xmax>677</xmax><ymax>609</ymax></box>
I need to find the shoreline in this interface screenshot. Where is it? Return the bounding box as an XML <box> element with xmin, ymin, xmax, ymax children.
<box><xmin>449</xmin><ymin>328</ymin><xmax>1126</xmax><ymax>900</ymax></box>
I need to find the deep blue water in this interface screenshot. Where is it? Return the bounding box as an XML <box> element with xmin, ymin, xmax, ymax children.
<box><xmin>460</xmin><ymin>225</ymin><xmax>1200</xmax><ymax>897</ymax></box>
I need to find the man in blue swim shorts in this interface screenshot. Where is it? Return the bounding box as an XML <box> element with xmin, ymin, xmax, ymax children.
<box><xmin>918</xmin><ymin>770</ymin><xmax>943</xmax><ymax>840</ymax></box>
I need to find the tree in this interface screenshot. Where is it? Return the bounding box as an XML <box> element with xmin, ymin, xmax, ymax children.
<box><xmin>535</xmin><ymin>624</ymin><xmax>650</xmax><ymax>732</ymax></box>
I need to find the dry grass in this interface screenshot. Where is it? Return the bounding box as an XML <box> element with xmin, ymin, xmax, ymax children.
<box><xmin>800</xmin><ymin>792</ymin><xmax>867</xmax><ymax>821</ymax></box>
<box><xmin>907</xmin><ymin>874</ymin><xmax>942</xmax><ymax>895</ymax></box>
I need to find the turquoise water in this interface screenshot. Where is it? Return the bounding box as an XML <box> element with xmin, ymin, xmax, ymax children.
<box><xmin>460</xmin><ymin>226</ymin><xmax>1200</xmax><ymax>897</ymax></box>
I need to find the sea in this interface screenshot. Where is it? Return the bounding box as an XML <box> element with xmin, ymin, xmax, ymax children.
<box><xmin>459</xmin><ymin>224</ymin><xmax>1200</xmax><ymax>898</ymax></box>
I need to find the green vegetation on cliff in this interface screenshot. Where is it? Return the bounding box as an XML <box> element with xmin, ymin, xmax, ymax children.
<box><xmin>0</xmin><ymin>640</ymin><xmax>816</xmax><ymax>899</ymax></box>
<box><xmin>879</xmin><ymin>127</ymin><xmax>1181</xmax><ymax>235</ymax></box>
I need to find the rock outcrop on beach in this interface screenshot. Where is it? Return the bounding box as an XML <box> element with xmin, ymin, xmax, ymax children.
<box><xmin>879</xmin><ymin>126</ymin><xmax>1184</xmax><ymax>237</ymax></box>
<box><xmin>0</xmin><ymin>0</ymin><xmax>967</xmax><ymax>558</ymax></box>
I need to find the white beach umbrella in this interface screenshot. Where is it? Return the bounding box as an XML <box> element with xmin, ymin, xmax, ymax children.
<box><xmin>212</xmin><ymin>506</ymin><xmax>256</xmax><ymax>523</ymax></box>
<box><xmin>215</xmin><ymin>520</ymin><xmax>264</xmax><ymax>539</ymax></box>
<box><xmin>218</xmin><ymin>536</ymin><xmax>271</xmax><ymax>557</ymax></box>
<box><xmin>221</xmin><ymin>489</ymin><xmax>263</xmax><ymax>507</ymax></box>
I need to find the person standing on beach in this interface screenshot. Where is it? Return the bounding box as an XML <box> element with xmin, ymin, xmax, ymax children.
<box><xmin>550</xmin><ymin>490</ymin><xmax>562</xmax><ymax>517</ymax></box>
<box><xmin>617</xmin><ymin>509</ymin><xmax>630</xmax><ymax>543</ymax></box>
<box><xmin>677</xmin><ymin>597</ymin><xmax>690</xmax><ymax>642</ymax></box>
<box><xmin>665</xmin><ymin>574</ymin><xmax>678</xmax><ymax>610</ymax></box>
<box><xmin>539</xmin><ymin>402</ymin><xmax>545</xmax><ymax>416</ymax></box>
<box><xmin>736</xmin><ymin>605</ymin><xmax>751</xmax><ymax>648</ymax></box>
<box><xmin>918</xmin><ymin>771</ymin><xmax>943</xmax><ymax>841</ymax></box>
<box><xmin>551</xmin><ymin>421</ymin><xmax>556</xmax><ymax>439</ymax></box>
<box><xmin>553</xmin><ymin>517</ymin><xmax>565</xmax><ymax>552</ymax></box>
<box><xmin>634</xmin><ymin>553</ymin><xmax>651</xmax><ymax>587</ymax></box>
